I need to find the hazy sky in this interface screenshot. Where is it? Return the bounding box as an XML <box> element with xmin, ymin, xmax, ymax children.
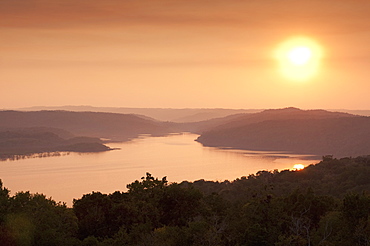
<box><xmin>1</xmin><ymin>0</ymin><xmax>369</xmax><ymax>109</ymax></box>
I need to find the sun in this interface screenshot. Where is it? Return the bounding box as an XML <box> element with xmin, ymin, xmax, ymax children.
<box><xmin>287</xmin><ymin>46</ymin><xmax>312</xmax><ymax>66</ymax></box>
<box><xmin>275</xmin><ymin>37</ymin><xmax>323</xmax><ymax>81</ymax></box>
<box><xmin>293</xmin><ymin>164</ymin><xmax>305</xmax><ymax>171</ymax></box>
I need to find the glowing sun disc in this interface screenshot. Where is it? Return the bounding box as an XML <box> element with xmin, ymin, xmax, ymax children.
<box><xmin>287</xmin><ymin>46</ymin><xmax>312</xmax><ymax>65</ymax></box>
<box><xmin>275</xmin><ymin>36</ymin><xmax>323</xmax><ymax>81</ymax></box>
<box><xmin>293</xmin><ymin>164</ymin><xmax>305</xmax><ymax>170</ymax></box>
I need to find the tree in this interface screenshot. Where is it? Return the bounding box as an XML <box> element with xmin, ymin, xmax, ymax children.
<box><xmin>0</xmin><ymin>180</ymin><xmax>10</xmax><ymax>222</ymax></box>
<box><xmin>73</xmin><ymin>192</ymin><xmax>113</xmax><ymax>239</ymax></box>
<box><xmin>7</xmin><ymin>191</ymin><xmax>79</xmax><ymax>246</ymax></box>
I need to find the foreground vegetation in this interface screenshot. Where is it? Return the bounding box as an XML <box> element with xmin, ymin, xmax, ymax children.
<box><xmin>0</xmin><ymin>156</ymin><xmax>369</xmax><ymax>245</ymax></box>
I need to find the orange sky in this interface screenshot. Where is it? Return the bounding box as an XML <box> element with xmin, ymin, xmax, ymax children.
<box><xmin>1</xmin><ymin>0</ymin><xmax>369</xmax><ymax>109</ymax></box>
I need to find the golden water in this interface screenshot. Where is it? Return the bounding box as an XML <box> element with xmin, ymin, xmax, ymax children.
<box><xmin>0</xmin><ymin>133</ymin><xmax>319</xmax><ymax>206</ymax></box>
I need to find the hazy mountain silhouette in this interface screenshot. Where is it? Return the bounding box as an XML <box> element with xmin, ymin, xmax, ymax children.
<box><xmin>196</xmin><ymin>108</ymin><xmax>370</xmax><ymax>157</ymax></box>
<box><xmin>16</xmin><ymin>106</ymin><xmax>370</xmax><ymax>121</ymax></box>
<box><xmin>16</xmin><ymin>106</ymin><xmax>261</xmax><ymax>122</ymax></box>
<box><xmin>180</xmin><ymin>107</ymin><xmax>355</xmax><ymax>133</ymax></box>
<box><xmin>1</xmin><ymin>108</ymin><xmax>369</xmax><ymax>158</ymax></box>
<box><xmin>0</xmin><ymin>127</ymin><xmax>111</xmax><ymax>159</ymax></box>
<box><xmin>0</xmin><ymin>126</ymin><xmax>75</xmax><ymax>139</ymax></box>
<box><xmin>331</xmin><ymin>109</ymin><xmax>370</xmax><ymax>116</ymax></box>
<box><xmin>0</xmin><ymin>110</ymin><xmax>173</xmax><ymax>141</ymax></box>
<box><xmin>178</xmin><ymin>113</ymin><xmax>251</xmax><ymax>133</ymax></box>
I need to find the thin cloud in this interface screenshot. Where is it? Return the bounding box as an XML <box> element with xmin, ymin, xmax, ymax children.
<box><xmin>0</xmin><ymin>0</ymin><xmax>369</xmax><ymax>35</ymax></box>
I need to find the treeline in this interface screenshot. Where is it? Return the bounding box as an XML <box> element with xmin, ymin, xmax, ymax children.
<box><xmin>0</xmin><ymin>156</ymin><xmax>369</xmax><ymax>245</ymax></box>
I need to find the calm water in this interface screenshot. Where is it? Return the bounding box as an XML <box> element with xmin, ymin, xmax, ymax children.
<box><xmin>0</xmin><ymin>133</ymin><xmax>319</xmax><ymax>206</ymax></box>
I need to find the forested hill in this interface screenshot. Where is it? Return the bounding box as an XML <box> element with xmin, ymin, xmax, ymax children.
<box><xmin>196</xmin><ymin>108</ymin><xmax>370</xmax><ymax>157</ymax></box>
<box><xmin>0</xmin><ymin>156</ymin><xmax>369</xmax><ymax>245</ymax></box>
<box><xmin>0</xmin><ymin>127</ymin><xmax>111</xmax><ymax>160</ymax></box>
<box><xmin>193</xmin><ymin>107</ymin><xmax>354</xmax><ymax>132</ymax></box>
<box><xmin>0</xmin><ymin>110</ymin><xmax>173</xmax><ymax>141</ymax></box>
<box><xmin>178</xmin><ymin>107</ymin><xmax>357</xmax><ymax>134</ymax></box>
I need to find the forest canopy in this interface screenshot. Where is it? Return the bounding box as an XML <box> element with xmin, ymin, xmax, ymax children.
<box><xmin>0</xmin><ymin>155</ymin><xmax>369</xmax><ymax>245</ymax></box>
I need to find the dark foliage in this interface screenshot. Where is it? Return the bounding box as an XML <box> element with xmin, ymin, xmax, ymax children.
<box><xmin>0</xmin><ymin>156</ymin><xmax>369</xmax><ymax>245</ymax></box>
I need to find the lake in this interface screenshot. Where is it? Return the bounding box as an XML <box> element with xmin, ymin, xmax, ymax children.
<box><xmin>0</xmin><ymin>133</ymin><xmax>320</xmax><ymax>206</ymax></box>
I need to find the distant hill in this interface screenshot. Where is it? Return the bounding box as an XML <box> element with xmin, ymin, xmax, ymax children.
<box><xmin>202</xmin><ymin>107</ymin><xmax>355</xmax><ymax>131</ymax></box>
<box><xmin>178</xmin><ymin>113</ymin><xmax>251</xmax><ymax>134</ymax></box>
<box><xmin>16</xmin><ymin>106</ymin><xmax>261</xmax><ymax>122</ymax></box>
<box><xmin>0</xmin><ymin>127</ymin><xmax>111</xmax><ymax>160</ymax></box>
<box><xmin>2</xmin><ymin>108</ymin><xmax>369</xmax><ymax>158</ymax></box>
<box><xmin>331</xmin><ymin>109</ymin><xmax>370</xmax><ymax>116</ymax></box>
<box><xmin>0</xmin><ymin>126</ymin><xmax>75</xmax><ymax>139</ymax></box>
<box><xmin>15</xmin><ymin>106</ymin><xmax>370</xmax><ymax>121</ymax></box>
<box><xmin>179</xmin><ymin>107</ymin><xmax>355</xmax><ymax>134</ymax></box>
<box><xmin>0</xmin><ymin>110</ymin><xmax>173</xmax><ymax>141</ymax></box>
<box><xmin>196</xmin><ymin>108</ymin><xmax>370</xmax><ymax>157</ymax></box>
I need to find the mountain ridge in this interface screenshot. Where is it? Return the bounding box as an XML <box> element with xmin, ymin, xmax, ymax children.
<box><xmin>0</xmin><ymin>128</ymin><xmax>111</xmax><ymax>160</ymax></box>
<box><xmin>196</xmin><ymin>108</ymin><xmax>370</xmax><ymax>157</ymax></box>
<box><xmin>1</xmin><ymin>107</ymin><xmax>369</xmax><ymax>158</ymax></box>
<box><xmin>0</xmin><ymin>110</ymin><xmax>172</xmax><ymax>141</ymax></box>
